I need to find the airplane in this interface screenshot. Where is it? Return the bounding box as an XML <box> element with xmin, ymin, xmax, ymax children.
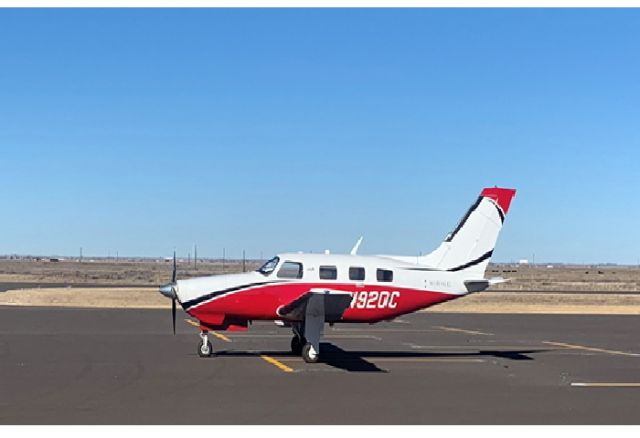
<box><xmin>159</xmin><ymin>187</ymin><xmax>516</xmax><ymax>363</ymax></box>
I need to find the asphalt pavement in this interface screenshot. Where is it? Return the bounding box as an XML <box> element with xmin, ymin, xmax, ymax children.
<box><xmin>1</xmin><ymin>306</ymin><xmax>639</xmax><ymax>424</ymax></box>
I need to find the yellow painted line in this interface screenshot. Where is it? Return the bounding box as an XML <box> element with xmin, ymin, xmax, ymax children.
<box><xmin>543</xmin><ymin>341</ymin><xmax>640</xmax><ymax>357</ymax></box>
<box><xmin>183</xmin><ymin>319</ymin><xmax>232</xmax><ymax>342</ymax></box>
<box><xmin>184</xmin><ymin>318</ymin><xmax>200</xmax><ymax>328</ymax></box>
<box><xmin>572</xmin><ymin>383</ymin><xmax>640</xmax><ymax>387</ymax></box>
<box><xmin>260</xmin><ymin>355</ymin><xmax>294</xmax><ymax>373</ymax></box>
<box><xmin>210</xmin><ymin>332</ymin><xmax>232</xmax><ymax>343</ymax></box>
<box><xmin>434</xmin><ymin>326</ymin><xmax>493</xmax><ymax>336</ymax></box>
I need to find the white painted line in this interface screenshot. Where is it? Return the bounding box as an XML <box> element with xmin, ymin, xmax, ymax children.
<box><xmin>433</xmin><ymin>325</ymin><xmax>494</xmax><ymax>336</ymax></box>
<box><xmin>407</xmin><ymin>344</ymin><xmax>544</xmax><ymax>350</ymax></box>
<box><xmin>571</xmin><ymin>383</ymin><xmax>640</xmax><ymax>387</ymax></box>
<box><xmin>543</xmin><ymin>341</ymin><xmax>640</xmax><ymax>357</ymax></box>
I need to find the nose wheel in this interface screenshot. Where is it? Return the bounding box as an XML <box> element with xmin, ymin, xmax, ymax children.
<box><xmin>197</xmin><ymin>331</ymin><xmax>213</xmax><ymax>358</ymax></box>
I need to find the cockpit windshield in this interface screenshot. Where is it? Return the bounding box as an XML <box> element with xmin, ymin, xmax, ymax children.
<box><xmin>257</xmin><ymin>256</ymin><xmax>280</xmax><ymax>276</ymax></box>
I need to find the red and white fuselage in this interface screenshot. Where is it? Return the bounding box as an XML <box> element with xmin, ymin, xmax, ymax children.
<box><xmin>179</xmin><ymin>253</ymin><xmax>473</xmax><ymax>327</ymax></box>
<box><xmin>172</xmin><ymin>187</ymin><xmax>517</xmax><ymax>333</ymax></box>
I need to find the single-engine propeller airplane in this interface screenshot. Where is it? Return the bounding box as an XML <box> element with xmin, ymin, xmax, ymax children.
<box><xmin>159</xmin><ymin>187</ymin><xmax>516</xmax><ymax>363</ymax></box>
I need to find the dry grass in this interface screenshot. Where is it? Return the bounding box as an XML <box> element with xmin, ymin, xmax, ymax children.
<box><xmin>426</xmin><ymin>292</ymin><xmax>640</xmax><ymax>314</ymax></box>
<box><xmin>0</xmin><ymin>287</ymin><xmax>165</xmax><ymax>308</ymax></box>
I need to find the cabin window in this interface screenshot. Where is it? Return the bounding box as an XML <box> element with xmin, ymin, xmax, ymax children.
<box><xmin>377</xmin><ymin>269</ymin><xmax>394</xmax><ymax>282</ymax></box>
<box><xmin>277</xmin><ymin>261</ymin><xmax>303</xmax><ymax>279</ymax></box>
<box><xmin>349</xmin><ymin>267</ymin><xmax>365</xmax><ymax>281</ymax></box>
<box><xmin>319</xmin><ymin>265</ymin><xmax>337</xmax><ymax>280</ymax></box>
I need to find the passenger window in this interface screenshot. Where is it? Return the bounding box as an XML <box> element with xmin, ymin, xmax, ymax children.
<box><xmin>349</xmin><ymin>267</ymin><xmax>365</xmax><ymax>281</ymax></box>
<box><xmin>277</xmin><ymin>261</ymin><xmax>303</xmax><ymax>279</ymax></box>
<box><xmin>319</xmin><ymin>265</ymin><xmax>337</xmax><ymax>280</ymax></box>
<box><xmin>377</xmin><ymin>269</ymin><xmax>393</xmax><ymax>282</ymax></box>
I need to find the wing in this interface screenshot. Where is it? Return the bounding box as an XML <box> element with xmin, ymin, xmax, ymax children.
<box><xmin>276</xmin><ymin>288</ymin><xmax>353</xmax><ymax>322</ymax></box>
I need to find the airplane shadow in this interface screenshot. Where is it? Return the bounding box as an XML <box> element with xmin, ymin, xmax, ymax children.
<box><xmin>213</xmin><ymin>343</ymin><xmax>549</xmax><ymax>373</ymax></box>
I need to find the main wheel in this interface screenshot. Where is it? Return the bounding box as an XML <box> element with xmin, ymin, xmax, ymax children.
<box><xmin>302</xmin><ymin>343</ymin><xmax>319</xmax><ymax>363</ymax></box>
<box><xmin>290</xmin><ymin>335</ymin><xmax>306</xmax><ymax>355</ymax></box>
<box><xmin>197</xmin><ymin>339</ymin><xmax>213</xmax><ymax>358</ymax></box>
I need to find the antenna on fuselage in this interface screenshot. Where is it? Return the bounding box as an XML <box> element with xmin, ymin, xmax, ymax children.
<box><xmin>350</xmin><ymin>236</ymin><xmax>363</xmax><ymax>255</ymax></box>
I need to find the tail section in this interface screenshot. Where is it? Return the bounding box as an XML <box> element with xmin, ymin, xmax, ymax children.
<box><xmin>419</xmin><ymin>187</ymin><xmax>516</xmax><ymax>276</ymax></box>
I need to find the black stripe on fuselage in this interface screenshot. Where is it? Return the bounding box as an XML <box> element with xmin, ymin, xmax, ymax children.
<box><xmin>447</xmin><ymin>250</ymin><xmax>494</xmax><ymax>272</ymax></box>
<box><xmin>181</xmin><ymin>280</ymin><xmax>285</xmax><ymax>310</ymax></box>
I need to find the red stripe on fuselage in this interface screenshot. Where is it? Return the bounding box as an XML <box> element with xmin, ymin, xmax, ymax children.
<box><xmin>186</xmin><ymin>282</ymin><xmax>459</xmax><ymax>325</ymax></box>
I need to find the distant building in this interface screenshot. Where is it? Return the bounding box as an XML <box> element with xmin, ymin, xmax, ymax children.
<box><xmin>518</xmin><ymin>259</ymin><xmax>529</xmax><ymax>264</ymax></box>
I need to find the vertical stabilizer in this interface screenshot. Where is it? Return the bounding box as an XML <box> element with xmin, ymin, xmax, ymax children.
<box><xmin>419</xmin><ymin>187</ymin><xmax>516</xmax><ymax>276</ymax></box>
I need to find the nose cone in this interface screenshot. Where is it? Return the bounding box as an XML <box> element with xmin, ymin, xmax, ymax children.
<box><xmin>159</xmin><ymin>282</ymin><xmax>176</xmax><ymax>299</ymax></box>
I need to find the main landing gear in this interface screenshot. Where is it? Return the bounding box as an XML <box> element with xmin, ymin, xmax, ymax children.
<box><xmin>291</xmin><ymin>318</ymin><xmax>321</xmax><ymax>363</ymax></box>
<box><xmin>291</xmin><ymin>334</ymin><xmax>319</xmax><ymax>363</ymax></box>
<box><xmin>290</xmin><ymin>334</ymin><xmax>306</xmax><ymax>356</ymax></box>
<box><xmin>197</xmin><ymin>331</ymin><xmax>213</xmax><ymax>358</ymax></box>
<box><xmin>302</xmin><ymin>343</ymin><xmax>319</xmax><ymax>363</ymax></box>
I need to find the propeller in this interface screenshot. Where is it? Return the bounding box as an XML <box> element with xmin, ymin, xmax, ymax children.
<box><xmin>159</xmin><ymin>251</ymin><xmax>178</xmax><ymax>335</ymax></box>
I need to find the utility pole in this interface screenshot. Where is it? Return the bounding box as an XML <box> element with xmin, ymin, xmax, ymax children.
<box><xmin>194</xmin><ymin>244</ymin><xmax>197</xmax><ymax>269</ymax></box>
<box><xmin>222</xmin><ymin>247</ymin><xmax>226</xmax><ymax>274</ymax></box>
<box><xmin>80</xmin><ymin>247</ymin><xmax>83</xmax><ymax>263</ymax></box>
<box><xmin>242</xmin><ymin>250</ymin><xmax>246</xmax><ymax>272</ymax></box>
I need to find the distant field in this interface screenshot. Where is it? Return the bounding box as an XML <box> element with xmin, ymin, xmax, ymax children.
<box><xmin>487</xmin><ymin>265</ymin><xmax>640</xmax><ymax>293</ymax></box>
<box><xmin>0</xmin><ymin>259</ymin><xmax>637</xmax><ymax>293</ymax></box>
<box><xmin>0</xmin><ymin>258</ymin><xmax>262</xmax><ymax>287</ymax></box>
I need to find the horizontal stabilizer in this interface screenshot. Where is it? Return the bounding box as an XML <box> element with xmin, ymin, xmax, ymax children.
<box><xmin>488</xmin><ymin>277</ymin><xmax>509</xmax><ymax>285</ymax></box>
<box><xmin>464</xmin><ymin>277</ymin><xmax>509</xmax><ymax>293</ymax></box>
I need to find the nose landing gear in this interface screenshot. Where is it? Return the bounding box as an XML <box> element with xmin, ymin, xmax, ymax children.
<box><xmin>197</xmin><ymin>331</ymin><xmax>213</xmax><ymax>358</ymax></box>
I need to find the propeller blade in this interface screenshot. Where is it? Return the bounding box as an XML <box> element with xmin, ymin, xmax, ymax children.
<box><xmin>172</xmin><ymin>297</ymin><xmax>176</xmax><ymax>335</ymax></box>
<box><xmin>171</xmin><ymin>251</ymin><xmax>177</xmax><ymax>283</ymax></box>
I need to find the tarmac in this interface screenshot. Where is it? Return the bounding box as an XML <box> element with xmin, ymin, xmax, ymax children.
<box><xmin>1</xmin><ymin>306</ymin><xmax>639</xmax><ymax>424</ymax></box>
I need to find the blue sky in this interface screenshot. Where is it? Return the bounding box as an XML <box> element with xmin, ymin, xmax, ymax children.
<box><xmin>1</xmin><ymin>8</ymin><xmax>639</xmax><ymax>263</ymax></box>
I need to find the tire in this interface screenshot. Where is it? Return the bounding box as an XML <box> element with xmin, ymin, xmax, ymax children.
<box><xmin>197</xmin><ymin>340</ymin><xmax>213</xmax><ymax>358</ymax></box>
<box><xmin>302</xmin><ymin>343</ymin><xmax>319</xmax><ymax>363</ymax></box>
<box><xmin>291</xmin><ymin>335</ymin><xmax>306</xmax><ymax>355</ymax></box>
